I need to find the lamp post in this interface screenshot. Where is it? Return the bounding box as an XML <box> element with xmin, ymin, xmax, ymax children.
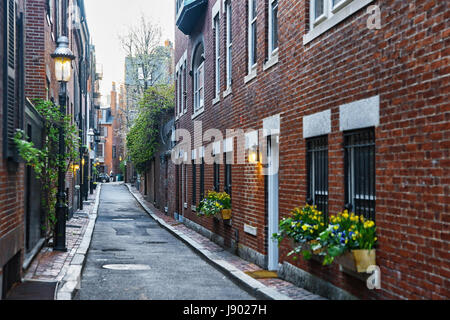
<box><xmin>51</xmin><ymin>36</ymin><xmax>75</xmax><ymax>252</ymax></box>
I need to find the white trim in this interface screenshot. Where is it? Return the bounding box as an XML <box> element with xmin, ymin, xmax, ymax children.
<box><xmin>212</xmin><ymin>95</ymin><xmax>221</xmax><ymax>105</ymax></box>
<box><xmin>339</xmin><ymin>95</ymin><xmax>379</xmax><ymax>131</ymax></box>
<box><xmin>211</xmin><ymin>0</ymin><xmax>221</xmax><ymax>29</ymax></box>
<box><xmin>175</xmin><ymin>50</ymin><xmax>188</xmax><ymax>73</ymax></box>
<box><xmin>244</xmin><ymin>66</ymin><xmax>257</xmax><ymax>84</ymax></box>
<box><xmin>245</xmin><ymin>130</ymin><xmax>258</xmax><ymax>149</ymax></box>
<box><xmin>263</xmin><ymin>49</ymin><xmax>279</xmax><ymax>71</ymax></box>
<box><xmin>213</xmin><ymin>14</ymin><xmax>221</xmax><ymax>99</ymax></box>
<box><xmin>225</xmin><ymin>0</ymin><xmax>233</xmax><ymax>90</ymax></box>
<box><xmin>248</xmin><ymin>0</ymin><xmax>257</xmax><ymax>73</ymax></box>
<box><xmin>191</xmin><ymin>107</ymin><xmax>205</xmax><ymax>120</ymax></box>
<box><xmin>268</xmin><ymin>0</ymin><xmax>279</xmax><ymax>58</ymax></box>
<box><xmin>303</xmin><ymin>109</ymin><xmax>331</xmax><ymax>138</ymax></box>
<box><xmin>263</xmin><ymin>114</ymin><xmax>281</xmax><ymax>137</ymax></box>
<box><xmin>223</xmin><ymin>87</ymin><xmax>232</xmax><ymax>98</ymax></box>
<box><xmin>304</xmin><ymin>0</ymin><xmax>375</xmax><ymax>45</ymax></box>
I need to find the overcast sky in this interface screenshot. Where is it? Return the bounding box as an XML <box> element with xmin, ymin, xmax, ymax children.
<box><xmin>84</xmin><ymin>0</ymin><xmax>175</xmax><ymax>103</ymax></box>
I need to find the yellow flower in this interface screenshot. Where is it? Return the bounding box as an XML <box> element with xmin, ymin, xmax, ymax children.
<box><xmin>342</xmin><ymin>212</ymin><xmax>349</xmax><ymax>219</ymax></box>
<box><xmin>302</xmin><ymin>225</ymin><xmax>308</xmax><ymax>231</ymax></box>
<box><xmin>314</xmin><ymin>225</ymin><xmax>319</xmax><ymax>230</ymax></box>
<box><xmin>333</xmin><ymin>225</ymin><xmax>339</xmax><ymax>230</ymax></box>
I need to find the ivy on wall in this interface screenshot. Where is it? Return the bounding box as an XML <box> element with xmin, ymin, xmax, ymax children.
<box><xmin>14</xmin><ymin>99</ymin><xmax>80</xmax><ymax>239</ymax></box>
<box><xmin>126</xmin><ymin>84</ymin><xmax>174</xmax><ymax>174</ymax></box>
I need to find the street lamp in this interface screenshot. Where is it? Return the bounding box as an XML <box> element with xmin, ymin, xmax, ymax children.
<box><xmin>51</xmin><ymin>36</ymin><xmax>75</xmax><ymax>252</ymax></box>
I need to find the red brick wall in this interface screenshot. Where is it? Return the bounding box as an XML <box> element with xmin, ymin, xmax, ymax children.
<box><xmin>0</xmin><ymin>0</ymin><xmax>26</xmax><ymax>288</ymax></box>
<box><xmin>174</xmin><ymin>0</ymin><xmax>448</xmax><ymax>299</ymax></box>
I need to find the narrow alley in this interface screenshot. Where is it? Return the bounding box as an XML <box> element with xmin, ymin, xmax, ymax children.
<box><xmin>74</xmin><ymin>184</ymin><xmax>254</xmax><ymax>300</ymax></box>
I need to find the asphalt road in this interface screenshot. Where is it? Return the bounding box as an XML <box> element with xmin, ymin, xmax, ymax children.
<box><xmin>75</xmin><ymin>183</ymin><xmax>255</xmax><ymax>300</ymax></box>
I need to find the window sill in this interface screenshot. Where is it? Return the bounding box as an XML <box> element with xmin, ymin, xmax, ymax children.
<box><xmin>244</xmin><ymin>67</ymin><xmax>258</xmax><ymax>84</ymax></box>
<box><xmin>263</xmin><ymin>52</ymin><xmax>279</xmax><ymax>71</ymax></box>
<box><xmin>191</xmin><ymin>107</ymin><xmax>204</xmax><ymax>120</ymax></box>
<box><xmin>212</xmin><ymin>95</ymin><xmax>221</xmax><ymax>105</ymax></box>
<box><xmin>303</xmin><ymin>0</ymin><xmax>374</xmax><ymax>46</ymax></box>
<box><xmin>223</xmin><ymin>87</ymin><xmax>232</xmax><ymax>98</ymax></box>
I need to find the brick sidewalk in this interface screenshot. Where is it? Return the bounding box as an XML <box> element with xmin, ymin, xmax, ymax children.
<box><xmin>128</xmin><ymin>184</ymin><xmax>325</xmax><ymax>300</ymax></box>
<box><xmin>24</xmin><ymin>186</ymin><xmax>99</xmax><ymax>282</ymax></box>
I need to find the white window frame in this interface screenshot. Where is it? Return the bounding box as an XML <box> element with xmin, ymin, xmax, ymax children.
<box><xmin>97</xmin><ymin>143</ymin><xmax>105</xmax><ymax>158</ymax></box>
<box><xmin>182</xmin><ymin>62</ymin><xmax>186</xmax><ymax>114</ymax></box>
<box><xmin>213</xmin><ymin>14</ymin><xmax>221</xmax><ymax>100</ymax></box>
<box><xmin>194</xmin><ymin>62</ymin><xmax>205</xmax><ymax>113</ymax></box>
<box><xmin>175</xmin><ymin>51</ymin><xmax>187</xmax><ymax>118</ymax></box>
<box><xmin>268</xmin><ymin>0</ymin><xmax>278</xmax><ymax>58</ymax></box>
<box><xmin>248</xmin><ymin>0</ymin><xmax>257</xmax><ymax>72</ymax></box>
<box><xmin>225</xmin><ymin>0</ymin><xmax>232</xmax><ymax>90</ymax></box>
<box><xmin>176</xmin><ymin>71</ymin><xmax>181</xmax><ymax>117</ymax></box>
<box><xmin>304</xmin><ymin>0</ymin><xmax>374</xmax><ymax>45</ymax></box>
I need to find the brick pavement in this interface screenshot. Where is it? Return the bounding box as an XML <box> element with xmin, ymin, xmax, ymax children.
<box><xmin>24</xmin><ymin>187</ymin><xmax>99</xmax><ymax>282</ymax></box>
<box><xmin>128</xmin><ymin>184</ymin><xmax>326</xmax><ymax>300</ymax></box>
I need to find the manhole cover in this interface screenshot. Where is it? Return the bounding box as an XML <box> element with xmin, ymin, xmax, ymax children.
<box><xmin>102</xmin><ymin>264</ymin><xmax>151</xmax><ymax>271</ymax></box>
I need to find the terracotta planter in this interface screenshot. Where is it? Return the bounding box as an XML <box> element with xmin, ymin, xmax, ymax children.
<box><xmin>335</xmin><ymin>249</ymin><xmax>376</xmax><ymax>273</ymax></box>
<box><xmin>221</xmin><ymin>209</ymin><xmax>232</xmax><ymax>220</ymax></box>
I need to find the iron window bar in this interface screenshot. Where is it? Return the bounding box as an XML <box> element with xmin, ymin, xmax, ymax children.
<box><xmin>344</xmin><ymin>128</ymin><xmax>376</xmax><ymax>221</ymax></box>
<box><xmin>306</xmin><ymin>135</ymin><xmax>329</xmax><ymax>219</ymax></box>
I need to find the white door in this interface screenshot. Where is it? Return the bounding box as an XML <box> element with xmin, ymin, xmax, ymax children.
<box><xmin>267</xmin><ymin>135</ymin><xmax>279</xmax><ymax>271</ymax></box>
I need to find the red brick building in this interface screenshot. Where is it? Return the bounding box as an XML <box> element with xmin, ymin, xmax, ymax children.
<box><xmin>0</xmin><ymin>0</ymin><xmax>26</xmax><ymax>299</ymax></box>
<box><xmin>173</xmin><ymin>0</ymin><xmax>449</xmax><ymax>299</ymax></box>
<box><xmin>1</xmin><ymin>0</ymin><xmax>95</xmax><ymax>299</ymax></box>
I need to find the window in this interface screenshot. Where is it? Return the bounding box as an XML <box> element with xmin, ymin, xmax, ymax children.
<box><xmin>112</xmin><ymin>146</ymin><xmax>117</xmax><ymax>159</ymax></box>
<box><xmin>183</xmin><ymin>62</ymin><xmax>187</xmax><ymax>113</ymax></box>
<box><xmin>344</xmin><ymin>128</ymin><xmax>375</xmax><ymax>220</ymax></box>
<box><xmin>224</xmin><ymin>152</ymin><xmax>232</xmax><ymax>197</ymax></box>
<box><xmin>214</xmin><ymin>161</ymin><xmax>220</xmax><ymax>192</ymax></box>
<box><xmin>248</xmin><ymin>0</ymin><xmax>257</xmax><ymax>71</ymax></box>
<box><xmin>268</xmin><ymin>0</ymin><xmax>278</xmax><ymax>57</ymax></box>
<box><xmin>192</xmin><ymin>43</ymin><xmax>205</xmax><ymax>114</ymax></box>
<box><xmin>192</xmin><ymin>160</ymin><xmax>197</xmax><ymax>206</ymax></box>
<box><xmin>96</xmin><ymin>143</ymin><xmax>104</xmax><ymax>158</ymax></box>
<box><xmin>213</xmin><ymin>14</ymin><xmax>220</xmax><ymax>98</ymax></box>
<box><xmin>177</xmin><ymin>70</ymin><xmax>182</xmax><ymax>116</ymax></box>
<box><xmin>225</xmin><ymin>0</ymin><xmax>232</xmax><ymax>89</ymax></box>
<box><xmin>306</xmin><ymin>136</ymin><xmax>328</xmax><ymax>218</ymax></box>
<box><xmin>306</xmin><ymin>0</ymin><xmax>363</xmax><ymax>43</ymax></box>
<box><xmin>313</xmin><ymin>0</ymin><xmax>325</xmax><ymax>23</ymax></box>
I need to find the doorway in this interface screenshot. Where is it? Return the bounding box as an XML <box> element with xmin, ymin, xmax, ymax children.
<box><xmin>266</xmin><ymin>135</ymin><xmax>279</xmax><ymax>271</ymax></box>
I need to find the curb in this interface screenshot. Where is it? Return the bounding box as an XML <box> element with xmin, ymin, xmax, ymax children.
<box><xmin>125</xmin><ymin>183</ymin><xmax>292</xmax><ymax>301</ymax></box>
<box><xmin>56</xmin><ymin>183</ymin><xmax>102</xmax><ymax>300</ymax></box>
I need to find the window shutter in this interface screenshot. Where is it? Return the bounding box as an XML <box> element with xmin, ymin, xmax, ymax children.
<box><xmin>3</xmin><ymin>0</ymin><xmax>17</xmax><ymax>159</ymax></box>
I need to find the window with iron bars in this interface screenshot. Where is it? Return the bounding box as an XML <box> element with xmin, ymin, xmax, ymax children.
<box><xmin>344</xmin><ymin>128</ymin><xmax>376</xmax><ymax>220</ymax></box>
<box><xmin>306</xmin><ymin>135</ymin><xmax>329</xmax><ymax>219</ymax></box>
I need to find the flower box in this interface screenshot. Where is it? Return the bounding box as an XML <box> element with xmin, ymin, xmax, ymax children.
<box><xmin>214</xmin><ymin>209</ymin><xmax>232</xmax><ymax>220</ymax></box>
<box><xmin>335</xmin><ymin>249</ymin><xmax>376</xmax><ymax>273</ymax></box>
<box><xmin>221</xmin><ymin>209</ymin><xmax>232</xmax><ymax>220</ymax></box>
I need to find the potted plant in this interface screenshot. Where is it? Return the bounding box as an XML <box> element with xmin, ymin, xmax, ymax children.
<box><xmin>316</xmin><ymin>210</ymin><xmax>377</xmax><ymax>272</ymax></box>
<box><xmin>197</xmin><ymin>191</ymin><xmax>232</xmax><ymax>219</ymax></box>
<box><xmin>273</xmin><ymin>204</ymin><xmax>327</xmax><ymax>261</ymax></box>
